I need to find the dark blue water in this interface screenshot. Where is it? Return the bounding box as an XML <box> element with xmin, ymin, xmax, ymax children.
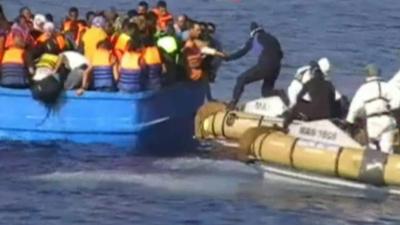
<box><xmin>2</xmin><ymin>0</ymin><xmax>400</xmax><ymax>224</ymax></box>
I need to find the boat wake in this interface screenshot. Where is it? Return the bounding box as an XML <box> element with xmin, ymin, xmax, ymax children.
<box><xmin>28</xmin><ymin>157</ymin><xmax>393</xmax><ymax>200</ymax></box>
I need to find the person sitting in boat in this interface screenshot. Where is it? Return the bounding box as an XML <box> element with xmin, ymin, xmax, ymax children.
<box><xmin>284</xmin><ymin>61</ymin><xmax>337</xmax><ymax>126</ymax></box>
<box><xmin>345</xmin><ymin>64</ymin><xmax>400</xmax><ymax>154</ymax></box>
<box><xmin>224</xmin><ymin>22</ymin><xmax>283</xmax><ymax>109</ymax></box>
<box><xmin>117</xmin><ymin>39</ymin><xmax>145</xmax><ymax>93</ymax></box>
<box><xmin>80</xmin><ymin>16</ymin><xmax>108</xmax><ymax>61</ymax></box>
<box><xmin>0</xmin><ymin>35</ymin><xmax>31</xmax><ymax>88</ymax></box>
<box><xmin>77</xmin><ymin>39</ymin><xmax>117</xmax><ymax>96</ymax></box>
<box><xmin>112</xmin><ymin>20</ymin><xmax>138</xmax><ymax>62</ymax></box>
<box><xmin>288</xmin><ymin>57</ymin><xmax>347</xmax><ymax>118</ymax></box>
<box><xmin>35</xmin><ymin>22</ymin><xmax>67</xmax><ymax>52</ymax></box>
<box><xmin>142</xmin><ymin>36</ymin><xmax>165</xmax><ymax>90</ymax></box>
<box><xmin>53</xmin><ymin>50</ymin><xmax>89</xmax><ymax>90</ymax></box>
<box><xmin>31</xmin><ymin>14</ymin><xmax>46</xmax><ymax>40</ymax></box>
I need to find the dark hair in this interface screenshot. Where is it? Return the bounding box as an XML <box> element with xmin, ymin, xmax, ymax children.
<box><xmin>0</xmin><ymin>4</ymin><xmax>6</xmax><ymax>21</ymax></box>
<box><xmin>86</xmin><ymin>11</ymin><xmax>95</xmax><ymax>21</ymax></box>
<box><xmin>157</xmin><ymin>1</ymin><xmax>167</xmax><ymax>8</ymax></box>
<box><xmin>207</xmin><ymin>22</ymin><xmax>216</xmax><ymax>32</ymax></box>
<box><xmin>45</xmin><ymin>13</ymin><xmax>53</xmax><ymax>22</ymax></box>
<box><xmin>138</xmin><ymin>1</ymin><xmax>149</xmax><ymax>8</ymax></box>
<box><xmin>126</xmin><ymin>39</ymin><xmax>141</xmax><ymax>51</ymax></box>
<box><xmin>69</xmin><ymin>7</ymin><xmax>79</xmax><ymax>14</ymax></box>
<box><xmin>19</xmin><ymin>7</ymin><xmax>31</xmax><ymax>16</ymax></box>
<box><xmin>127</xmin><ymin>9</ymin><xmax>138</xmax><ymax>18</ymax></box>
<box><xmin>96</xmin><ymin>39</ymin><xmax>113</xmax><ymax>50</ymax></box>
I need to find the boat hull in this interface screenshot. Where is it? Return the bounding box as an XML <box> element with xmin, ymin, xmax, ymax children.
<box><xmin>0</xmin><ymin>81</ymin><xmax>206</xmax><ymax>154</ymax></box>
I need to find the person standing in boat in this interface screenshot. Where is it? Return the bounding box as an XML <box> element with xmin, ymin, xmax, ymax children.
<box><xmin>80</xmin><ymin>16</ymin><xmax>108</xmax><ymax>61</ymax></box>
<box><xmin>224</xmin><ymin>22</ymin><xmax>283</xmax><ymax>108</ymax></box>
<box><xmin>287</xmin><ymin>57</ymin><xmax>347</xmax><ymax>118</ymax></box>
<box><xmin>345</xmin><ymin>64</ymin><xmax>400</xmax><ymax>154</ymax></box>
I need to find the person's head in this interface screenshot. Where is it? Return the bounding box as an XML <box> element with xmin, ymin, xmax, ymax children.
<box><xmin>132</xmin><ymin>14</ymin><xmax>146</xmax><ymax>32</ymax></box>
<box><xmin>43</xmin><ymin>22</ymin><xmax>55</xmax><ymax>35</ymax></box>
<box><xmin>91</xmin><ymin>16</ymin><xmax>106</xmax><ymax>29</ymax></box>
<box><xmin>68</xmin><ymin>7</ymin><xmax>79</xmax><ymax>21</ymax></box>
<box><xmin>19</xmin><ymin>7</ymin><xmax>32</xmax><ymax>20</ymax></box>
<box><xmin>176</xmin><ymin>14</ymin><xmax>187</xmax><ymax>30</ymax></box>
<box><xmin>125</xmin><ymin>22</ymin><xmax>139</xmax><ymax>36</ymax></box>
<box><xmin>365</xmin><ymin>64</ymin><xmax>381</xmax><ymax>78</ymax></box>
<box><xmin>103</xmin><ymin>20</ymin><xmax>114</xmax><ymax>36</ymax></box>
<box><xmin>45</xmin><ymin>13</ymin><xmax>53</xmax><ymax>22</ymax></box>
<box><xmin>207</xmin><ymin>22</ymin><xmax>216</xmax><ymax>34</ymax></box>
<box><xmin>189</xmin><ymin>22</ymin><xmax>202</xmax><ymax>39</ymax></box>
<box><xmin>104</xmin><ymin>7</ymin><xmax>118</xmax><ymax>22</ymax></box>
<box><xmin>86</xmin><ymin>11</ymin><xmax>96</xmax><ymax>25</ymax></box>
<box><xmin>126</xmin><ymin>39</ymin><xmax>141</xmax><ymax>51</ymax></box>
<box><xmin>156</xmin><ymin>1</ymin><xmax>168</xmax><ymax>16</ymax></box>
<box><xmin>96</xmin><ymin>39</ymin><xmax>113</xmax><ymax>50</ymax></box>
<box><xmin>318</xmin><ymin>57</ymin><xmax>331</xmax><ymax>77</ymax></box>
<box><xmin>33</xmin><ymin>14</ymin><xmax>46</xmax><ymax>31</ymax></box>
<box><xmin>309</xmin><ymin>60</ymin><xmax>324</xmax><ymax>79</ymax></box>
<box><xmin>137</xmin><ymin>1</ymin><xmax>149</xmax><ymax>15</ymax></box>
<box><xmin>249</xmin><ymin>21</ymin><xmax>263</xmax><ymax>37</ymax></box>
<box><xmin>16</xmin><ymin>16</ymin><xmax>29</xmax><ymax>30</ymax></box>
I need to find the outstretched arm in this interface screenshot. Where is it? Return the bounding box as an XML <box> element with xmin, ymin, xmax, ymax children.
<box><xmin>225</xmin><ymin>37</ymin><xmax>253</xmax><ymax>61</ymax></box>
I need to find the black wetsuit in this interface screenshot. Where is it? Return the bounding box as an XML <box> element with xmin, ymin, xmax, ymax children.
<box><xmin>226</xmin><ymin>30</ymin><xmax>283</xmax><ymax>105</ymax></box>
<box><xmin>294</xmin><ymin>71</ymin><xmax>337</xmax><ymax>120</ymax></box>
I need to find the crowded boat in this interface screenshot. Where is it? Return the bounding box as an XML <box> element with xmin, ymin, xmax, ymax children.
<box><xmin>0</xmin><ymin>1</ymin><xmax>224</xmax><ymax>105</ymax></box>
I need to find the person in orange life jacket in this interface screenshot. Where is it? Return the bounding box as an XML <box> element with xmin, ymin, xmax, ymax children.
<box><xmin>0</xmin><ymin>4</ymin><xmax>10</xmax><ymax>63</ymax></box>
<box><xmin>62</xmin><ymin>7</ymin><xmax>79</xmax><ymax>31</ymax></box>
<box><xmin>76</xmin><ymin>39</ymin><xmax>117</xmax><ymax>96</ymax></box>
<box><xmin>0</xmin><ymin>36</ymin><xmax>31</xmax><ymax>88</ymax></box>
<box><xmin>142</xmin><ymin>36</ymin><xmax>165</xmax><ymax>90</ymax></box>
<box><xmin>6</xmin><ymin>16</ymin><xmax>34</xmax><ymax>49</ymax></box>
<box><xmin>35</xmin><ymin>22</ymin><xmax>66</xmax><ymax>52</ymax></box>
<box><xmin>138</xmin><ymin>1</ymin><xmax>149</xmax><ymax>15</ymax></box>
<box><xmin>152</xmin><ymin>1</ymin><xmax>173</xmax><ymax>32</ymax></box>
<box><xmin>62</xmin><ymin>8</ymin><xmax>87</xmax><ymax>48</ymax></box>
<box><xmin>113</xmin><ymin>21</ymin><xmax>138</xmax><ymax>61</ymax></box>
<box><xmin>117</xmin><ymin>39</ymin><xmax>146</xmax><ymax>93</ymax></box>
<box><xmin>183</xmin><ymin>22</ymin><xmax>225</xmax><ymax>100</ymax></box>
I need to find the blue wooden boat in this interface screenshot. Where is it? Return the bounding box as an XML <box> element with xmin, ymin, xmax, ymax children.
<box><xmin>0</xmin><ymin>81</ymin><xmax>206</xmax><ymax>154</ymax></box>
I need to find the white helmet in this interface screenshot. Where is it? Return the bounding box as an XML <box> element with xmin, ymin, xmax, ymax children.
<box><xmin>318</xmin><ymin>57</ymin><xmax>331</xmax><ymax>76</ymax></box>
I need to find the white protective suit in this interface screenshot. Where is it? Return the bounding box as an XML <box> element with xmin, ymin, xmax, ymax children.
<box><xmin>346</xmin><ymin>76</ymin><xmax>400</xmax><ymax>154</ymax></box>
<box><xmin>287</xmin><ymin>58</ymin><xmax>342</xmax><ymax>108</ymax></box>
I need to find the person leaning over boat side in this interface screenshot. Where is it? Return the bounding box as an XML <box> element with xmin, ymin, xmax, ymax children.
<box><xmin>345</xmin><ymin>64</ymin><xmax>400</xmax><ymax>154</ymax></box>
<box><xmin>76</xmin><ymin>39</ymin><xmax>117</xmax><ymax>96</ymax></box>
<box><xmin>285</xmin><ymin>61</ymin><xmax>337</xmax><ymax>123</ymax></box>
<box><xmin>117</xmin><ymin>39</ymin><xmax>145</xmax><ymax>93</ymax></box>
<box><xmin>183</xmin><ymin>22</ymin><xmax>226</xmax><ymax>100</ymax></box>
<box><xmin>80</xmin><ymin>16</ymin><xmax>108</xmax><ymax>61</ymax></box>
<box><xmin>287</xmin><ymin>57</ymin><xmax>346</xmax><ymax>118</ymax></box>
<box><xmin>0</xmin><ymin>35</ymin><xmax>31</xmax><ymax>88</ymax></box>
<box><xmin>53</xmin><ymin>50</ymin><xmax>89</xmax><ymax>90</ymax></box>
<box><xmin>224</xmin><ymin>22</ymin><xmax>283</xmax><ymax>108</ymax></box>
<box><xmin>31</xmin><ymin>39</ymin><xmax>64</xmax><ymax>104</ymax></box>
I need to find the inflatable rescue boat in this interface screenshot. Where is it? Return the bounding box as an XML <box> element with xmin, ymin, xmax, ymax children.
<box><xmin>195</xmin><ymin>99</ymin><xmax>400</xmax><ymax>194</ymax></box>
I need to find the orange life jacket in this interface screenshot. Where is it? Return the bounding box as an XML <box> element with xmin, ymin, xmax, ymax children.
<box><xmin>35</xmin><ymin>33</ymin><xmax>66</xmax><ymax>51</ymax></box>
<box><xmin>183</xmin><ymin>40</ymin><xmax>204</xmax><ymax>81</ymax></box>
<box><xmin>152</xmin><ymin>9</ymin><xmax>173</xmax><ymax>30</ymax></box>
<box><xmin>1</xmin><ymin>47</ymin><xmax>29</xmax><ymax>87</ymax></box>
<box><xmin>118</xmin><ymin>51</ymin><xmax>144</xmax><ymax>92</ymax></box>
<box><xmin>62</xmin><ymin>20</ymin><xmax>87</xmax><ymax>45</ymax></box>
<box><xmin>113</xmin><ymin>33</ymin><xmax>131</xmax><ymax>62</ymax></box>
<box><xmin>91</xmin><ymin>49</ymin><xmax>114</xmax><ymax>89</ymax></box>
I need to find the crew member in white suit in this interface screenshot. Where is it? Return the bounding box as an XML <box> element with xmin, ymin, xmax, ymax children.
<box><xmin>346</xmin><ymin>64</ymin><xmax>400</xmax><ymax>154</ymax></box>
<box><xmin>287</xmin><ymin>57</ymin><xmax>342</xmax><ymax>109</ymax></box>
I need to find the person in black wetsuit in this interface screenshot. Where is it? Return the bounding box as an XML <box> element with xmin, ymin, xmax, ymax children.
<box><xmin>225</xmin><ymin>22</ymin><xmax>283</xmax><ymax>108</ymax></box>
<box><xmin>283</xmin><ymin>61</ymin><xmax>338</xmax><ymax>129</ymax></box>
